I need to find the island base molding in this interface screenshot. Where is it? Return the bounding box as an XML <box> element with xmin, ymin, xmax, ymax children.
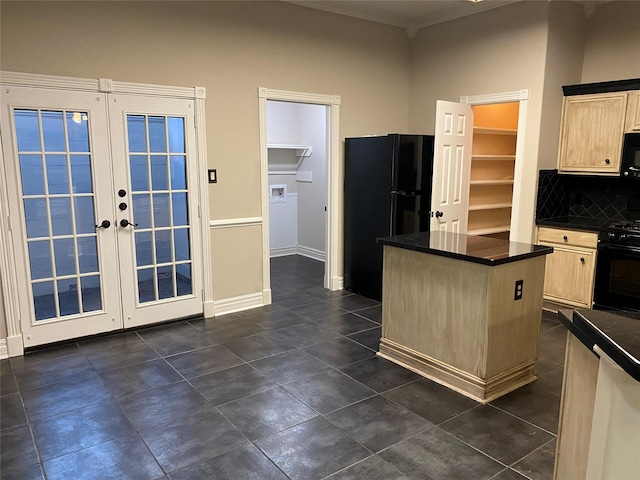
<box><xmin>379</xmin><ymin>338</ymin><xmax>537</xmax><ymax>404</ymax></box>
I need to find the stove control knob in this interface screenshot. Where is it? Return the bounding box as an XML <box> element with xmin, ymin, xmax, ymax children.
<box><xmin>620</xmin><ymin>234</ymin><xmax>627</xmax><ymax>242</ymax></box>
<box><xmin>608</xmin><ymin>232</ymin><xmax>616</xmax><ymax>241</ymax></box>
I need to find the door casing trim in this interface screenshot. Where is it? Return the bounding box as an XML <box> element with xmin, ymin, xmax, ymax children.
<box><xmin>0</xmin><ymin>71</ymin><xmax>211</xmax><ymax>355</ymax></box>
<box><xmin>258</xmin><ymin>87</ymin><xmax>342</xmax><ymax>298</ymax></box>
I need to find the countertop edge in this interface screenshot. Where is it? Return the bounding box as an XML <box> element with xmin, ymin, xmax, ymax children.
<box><xmin>558</xmin><ymin>309</ymin><xmax>640</xmax><ymax>382</ymax></box>
<box><xmin>377</xmin><ymin>239</ymin><xmax>553</xmax><ymax>266</ymax></box>
<box><xmin>536</xmin><ymin>218</ymin><xmax>606</xmax><ymax>233</ymax></box>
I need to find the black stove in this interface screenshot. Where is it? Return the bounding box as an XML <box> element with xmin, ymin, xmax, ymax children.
<box><xmin>600</xmin><ymin>221</ymin><xmax>640</xmax><ymax>247</ymax></box>
<box><xmin>595</xmin><ymin>220</ymin><xmax>640</xmax><ymax>312</ymax></box>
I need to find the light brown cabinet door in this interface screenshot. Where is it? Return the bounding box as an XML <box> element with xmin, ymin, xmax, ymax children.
<box><xmin>558</xmin><ymin>92</ymin><xmax>627</xmax><ymax>175</ymax></box>
<box><xmin>625</xmin><ymin>90</ymin><xmax>640</xmax><ymax>132</ymax></box>
<box><xmin>542</xmin><ymin>245</ymin><xmax>596</xmax><ymax>308</ymax></box>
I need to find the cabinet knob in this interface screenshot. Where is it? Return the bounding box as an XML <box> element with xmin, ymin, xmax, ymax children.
<box><xmin>563</xmin><ymin>235</ymin><xmax>568</xmax><ymax>241</ymax></box>
<box><xmin>580</xmin><ymin>257</ymin><xmax>585</xmax><ymax>263</ymax></box>
<box><xmin>605</xmin><ymin>158</ymin><xmax>611</xmax><ymax>164</ymax></box>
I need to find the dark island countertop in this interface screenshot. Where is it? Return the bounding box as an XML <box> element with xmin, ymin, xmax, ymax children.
<box><xmin>377</xmin><ymin>231</ymin><xmax>553</xmax><ymax>266</ymax></box>
<box><xmin>559</xmin><ymin>309</ymin><xmax>640</xmax><ymax>382</ymax></box>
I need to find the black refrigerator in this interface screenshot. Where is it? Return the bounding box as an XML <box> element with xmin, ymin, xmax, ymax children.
<box><xmin>344</xmin><ymin>134</ymin><xmax>435</xmax><ymax>301</ymax></box>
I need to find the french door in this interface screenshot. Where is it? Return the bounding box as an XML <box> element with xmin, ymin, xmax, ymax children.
<box><xmin>1</xmin><ymin>86</ymin><xmax>203</xmax><ymax>347</ymax></box>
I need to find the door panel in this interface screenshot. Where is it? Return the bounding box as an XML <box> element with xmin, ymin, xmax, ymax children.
<box><xmin>430</xmin><ymin>100</ymin><xmax>473</xmax><ymax>233</ymax></box>
<box><xmin>1</xmin><ymin>87</ymin><xmax>121</xmax><ymax>347</ymax></box>
<box><xmin>108</xmin><ymin>95</ymin><xmax>202</xmax><ymax>328</ymax></box>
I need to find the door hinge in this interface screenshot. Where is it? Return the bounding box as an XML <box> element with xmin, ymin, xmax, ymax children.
<box><xmin>6</xmin><ymin>215</ymin><xmax>10</xmax><ymax>232</ymax></box>
<box><xmin>198</xmin><ymin>204</ymin><xmax>202</xmax><ymax>218</ymax></box>
<box><xmin>201</xmin><ymin>288</ymin><xmax>204</xmax><ymax>301</ymax></box>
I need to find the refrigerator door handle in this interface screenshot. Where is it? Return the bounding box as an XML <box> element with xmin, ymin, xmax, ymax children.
<box><xmin>391</xmin><ymin>190</ymin><xmax>422</xmax><ymax>196</ymax></box>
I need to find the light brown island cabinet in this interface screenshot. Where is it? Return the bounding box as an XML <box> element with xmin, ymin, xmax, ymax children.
<box><xmin>554</xmin><ymin>309</ymin><xmax>640</xmax><ymax>480</ymax></box>
<box><xmin>536</xmin><ymin>227</ymin><xmax>598</xmax><ymax>309</ymax></box>
<box><xmin>377</xmin><ymin>232</ymin><xmax>553</xmax><ymax>404</ymax></box>
<box><xmin>558</xmin><ymin>92</ymin><xmax>628</xmax><ymax>175</ymax></box>
<box><xmin>626</xmin><ymin>90</ymin><xmax>640</xmax><ymax>132</ymax></box>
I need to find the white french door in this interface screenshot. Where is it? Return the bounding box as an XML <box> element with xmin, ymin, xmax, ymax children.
<box><xmin>1</xmin><ymin>86</ymin><xmax>203</xmax><ymax>347</ymax></box>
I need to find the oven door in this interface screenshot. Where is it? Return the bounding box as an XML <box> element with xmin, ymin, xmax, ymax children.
<box><xmin>594</xmin><ymin>243</ymin><xmax>640</xmax><ymax>312</ymax></box>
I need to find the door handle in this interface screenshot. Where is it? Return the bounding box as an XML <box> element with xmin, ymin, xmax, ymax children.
<box><xmin>95</xmin><ymin>220</ymin><xmax>111</xmax><ymax>229</ymax></box>
<box><xmin>435</xmin><ymin>211</ymin><xmax>444</xmax><ymax>218</ymax></box>
<box><xmin>119</xmin><ymin>219</ymin><xmax>138</xmax><ymax>228</ymax></box>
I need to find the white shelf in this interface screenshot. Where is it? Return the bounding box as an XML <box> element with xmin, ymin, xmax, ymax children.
<box><xmin>267</xmin><ymin>144</ymin><xmax>313</xmax><ymax>158</ymax></box>
<box><xmin>473</xmin><ymin>127</ymin><xmax>518</xmax><ymax>136</ymax></box>
<box><xmin>471</xmin><ymin>155</ymin><xmax>516</xmax><ymax>161</ymax></box>
<box><xmin>470</xmin><ymin>179</ymin><xmax>514</xmax><ymax>186</ymax></box>
<box><xmin>468</xmin><ymin>203</ymin><xmax>512</xmax><ymax>211</ymax></box>
<box><xmin>467</xmin><ymin>225</ymin><xmax>511</xmax><ymax>236</ymax></box>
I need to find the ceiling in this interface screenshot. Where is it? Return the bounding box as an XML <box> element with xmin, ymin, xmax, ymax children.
<box><xmin>282</xmin><ymin>1</ymin><xmax>602</xmax><ymax>36</ymax></box>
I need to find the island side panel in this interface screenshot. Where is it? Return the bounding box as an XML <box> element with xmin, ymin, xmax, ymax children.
<box><xmin>380</xmin><ymin>245</ymin><xmax>490</xmax><ymax>379</ymax></box>
<box><xmin>485</xmin><ymin>256</ymin><xmax>546</xmax><ymax>380</ymax></box>
<box><xmin>553</xmin><ymin>332</ymin><xmax>599</xmax><ymax>480</ymax></box>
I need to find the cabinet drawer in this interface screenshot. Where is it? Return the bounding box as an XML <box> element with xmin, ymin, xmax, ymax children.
<box><xmin>537</xmin><ymin>227</ymin><xmax>598</xmax><ymax>249</ymax></box>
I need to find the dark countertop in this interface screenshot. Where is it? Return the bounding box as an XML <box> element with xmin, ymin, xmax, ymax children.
<box><xmin>377</xmin><ymin>231</ymin><xmax>553</xmax><ymax>266</ymax></box>
<box><xmin>559</xmin><ymin>308</ymin><xmax>640</xmax><ymax>382</ymax></box>
<box><xmin>536</xmin><ymin>216</ymin><xmax>612</xmax><ymax>233</ymax></box>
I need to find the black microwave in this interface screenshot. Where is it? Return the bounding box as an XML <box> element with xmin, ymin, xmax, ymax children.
<box><xmin>621</xmin><ymin>132</ymin><xmax>640</xmax><ymax>178</ymax></box>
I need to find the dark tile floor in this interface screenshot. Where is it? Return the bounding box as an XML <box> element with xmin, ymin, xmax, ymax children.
<box><xmin>0</xmin><ymin>255</ymin><xmax>565</xmax><ymax>480</ymax></box>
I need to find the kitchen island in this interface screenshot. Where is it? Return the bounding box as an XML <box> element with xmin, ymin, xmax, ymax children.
<box><xmin>554</xmin><ymin>308</ymin><xmax>640</xmax><ymax>480</ymax></box>
<box><xmin>377</xmin><ymin>231</ymin><xmax>553</xmax><ymax>403</ymax></box>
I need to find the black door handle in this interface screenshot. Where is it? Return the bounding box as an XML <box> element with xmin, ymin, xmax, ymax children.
<box><xmin>120</xmin><ymin>219</ymin><xmax>138</xmax><ymax>228</ymax></box>
<box><xmin>435</xmin><ymin>211</ymin><xmax>444</xmax><ymax>218</ymax></box>
<box><xmin>95</xmin><ymin>220</ymin><xmax>111</xmax><ymax>229</ymax></box>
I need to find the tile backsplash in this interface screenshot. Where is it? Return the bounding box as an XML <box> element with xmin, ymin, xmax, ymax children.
<box><xmin>537</xmin><ymin>170</ymin><xmax>640</xmax><ymax>222</ymax></box>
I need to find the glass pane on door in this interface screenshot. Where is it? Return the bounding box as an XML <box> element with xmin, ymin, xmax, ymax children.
<box><xmin>127</xmin><ymin>115</ymin><xmax>193</xmax><ymax>304</ymax></box>
<box><xmin>13</xmin><ymin>109</ymin><xmax>103</xmax><ymax>320</ymax></box>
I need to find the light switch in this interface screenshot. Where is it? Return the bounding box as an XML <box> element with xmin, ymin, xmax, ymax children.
<box><xmin>208</xmin><ymin>169</ymin><xmax>217</xmax><ymax>183</ymax></box>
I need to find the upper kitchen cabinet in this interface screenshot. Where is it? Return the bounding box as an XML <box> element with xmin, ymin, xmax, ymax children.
<box><xmin>558</xmin><ymin>92</ymin><xmax>627</xmax><ymax>175</ymax></box>
<box><xmin>625</xmin><ymin>90</ymin><xmax>640</xmax><ymax>132</ymax></box>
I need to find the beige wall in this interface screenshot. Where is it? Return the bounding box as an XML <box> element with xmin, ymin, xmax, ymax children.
<box><xmin>537</xmin><ymin>1</ymin><xmax>587</xmax><ymax>171</ymax></box>
<box><xmin>408</xmin><ymin>1</ymin><xmax>551</xmax><ymax>242</ymax></box>
<box><xmin>0</xmin><ymin>1</ymin><xmax>411</xmax><ymax>301</ymax></box>
<box><xmin>581</xmin><ymin>1</ymin><xmax>640</xmax><ymax>83</ymax></box>
<box><xmin>1</xmin><ymin>1</ymin><xmax>638</xmax><ymax>342</ymax></box>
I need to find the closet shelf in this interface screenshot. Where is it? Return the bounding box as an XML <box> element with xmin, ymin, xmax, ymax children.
<box><xmin>467</xmin><ymin>225</ymin><xmax>511</xmax><ymax>236</ymax></box>
<box><xmin>468</xmin><ymin>203</ymin><xmax>512</xmax><ymax>211</ymax></box>
<box><xmin>471</xmin><ymin>155</ymin><xmax>516</xmax><ymax>161</ymax></box>
<box><xmin>267</xmin><ymin>144</ymin><xmax>313</xmax><ymax>158</ymax></box>
<box><xmin>473</xmin><ymin>127</ymin><xmax>517</xmax><ymax>136</ymax></box>
<box><xmin>470</xmin><ymin>179</ymin><xmax>514</xmax><ymax>186</ymax></box>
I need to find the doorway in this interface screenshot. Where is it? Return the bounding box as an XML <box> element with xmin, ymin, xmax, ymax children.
<box><xmin>258</xmin><ymin>88</ymin><xmax>341</xmax><ymax>304</ymax></box>
<box><xmin>461</xmin><ymin>90</ymin><xmax>529</xmax><ymax>242</ymax></box>
<box><xmin>266</xmin><ymin>100</ymin><xmax>328</xmax><ymax>262</ymax></box>
<box><xmin>1</xmin><ymin>82</ymin><xmax>205</xmax><ymax>348</ymax></box>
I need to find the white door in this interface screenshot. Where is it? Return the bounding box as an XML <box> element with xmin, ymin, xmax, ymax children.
<box><xmin>108</xmin><ymin>94</ymin><xmax>202</xmax><ymax>328</ymax></box>
<box><xmin>1</xmin><ymin>86</ymin><xmax>203</xmax><ymax>347</ymax></box>
<box><xmin>430</xmin><ymin>100</ymin><xmax>473</xmax><ymax>234</ymax></box>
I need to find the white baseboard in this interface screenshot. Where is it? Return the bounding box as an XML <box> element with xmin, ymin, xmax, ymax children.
<box><xmin>213</xmin><ymin>292</ymin><xmax>264</xmax><ymax>316</ymax></box>
<box><xmin>262</xmin><ymin>289</ymin><xmax>272</xmax><ymax>305</ymax></box>
<box><xmin>0</xmin><ymin>339</ymin><xmax>7</xmax><ymax>359</ymax></box>
<box><xmin>269</xmin><ymin>245</ymin><xmax>326</xmax><ymax>262</ymax></box>
<box><xmin>203</xmin><ymin>300</ymin><xmax>216</xmax><ymax>319</ymax></box>
<box><xmin>6</xmin><ymin>334</ymin><xmax>24</xmax><ymax>357</ymax></box>
<box><xmin>270</xmin><ymin>246</ymin><xmax>298</xmax><ymax>258</ymax></box>
<box><xmin>297</xmin><ymin>245</ymin><xmax>325</xmax><ymax>262</ymax></box>
<box><xmin>330</xmin><ymin>275</ymin><xmax>344</xmax><ymax>291</ymax></box>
